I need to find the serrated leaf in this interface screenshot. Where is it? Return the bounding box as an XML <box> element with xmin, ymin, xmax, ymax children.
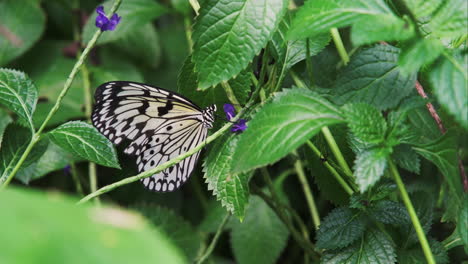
<box><xmin>232</xmin><ymin>88</ymin><xmax>344</xmax><ymax>173</ymax></box>
<box><xmin>192</xmin><ymin>0</ymin><xmax>288</xmax><ymax>89</ymax></box>
<box><xmin>288</xmin><ymin>0</ymin><xmax>405</xmax><ymax>41</ymax></box>
<box><xmin>82</xmin><ymin>0</ymin><xmax>167</xmax><ymax>45</ymax></box>
<box><xmin>398</xmin><ymin>239</ymin><xmax>449</xmax><ymax>264</ymax></box>
<box><xmin>316</xmin><ymin>207</ymin><xmax>365</xmax><ymax>250</ymax></box>
<box><xmin>413</xmin><ymin>130</ymin><xmax>462</xmax><ymax>206</ymax></box>
<box><xmin>48</xmin><ymin>121</ymin><xmax>120</xmax><ymax>169</ymax></box>
<box><xmin>230</xmin><ymin>195</ymin><xmax>289</xmax><ymax>264</ymax></box>
<box><xmin>429</xmin><ymin>0</ymin><xmax>468</xmax><ymax>38</ymax></box>
<box><xmin>15</xmin><ymin>141</ymin><xmax>83</xmax><ymax>184</ymax></box>
<box><xmin>351</xmin><ymin>15</ymin><xmax>415</xmax><ymax>46</ymax></box>
<box><xmin>368</xmin><ymin>200</ymin><xmax>410</xmax><ymax>226</ymax></box>
<box><xmin>0</xmin><ymin>187</ymin><xmax>186</xmax><ymax>264</ymax></box>
<box><xmin>429</xmin><ymin>52</ymin><xmax>467</xmax><ymax>129</ymax></box>
<box><xmin>322</xmin><ymin>230</ymin><xmax>396</xmax><ymax>264</ymax></box>
<box><xmin>271</xmin><ymin>12</ymin><xmax>330</xmax><ymax>72</ymax></box>
<box><xmin>0</xmin><ymin>69</ymin><xmax>38</xmax><ymax>130</ymax></box>
<box><xmin>392</xmin><ymin>144</ymin><xmax>420</xmax><ymax>174</ymax></box>
<box><xmin>112</xmin><ymin>23</ymin><xmax>161</xmax><ymax>68</ymax></box>
<box><xmin>0</xmin><ymin>108</ymin><xmax>12</xmax><ymax>148</ymax></box>
<box><xmin>400</xmin><ymin>192</ymin><xmax>434</xmax><ymax>246</ymax></box>
<box><xmin>132</xmin><ymin>204</ymin><xmax>200</xmax><ymax>260</ymax></box>
<box><xmin>399</xmin><ymin>38</ymin><xmax>444</xmax><ymax>74</ymax></box>
<box><xmin>332</xmin><ymin>45</ymin><xmax>417</xmax><ymax>110</ymax></box>
<box><xmin>403</xmin><ymin>0</ymin><xmax>443</xmax><ymax>18</ymax></box>
<box><xmin>407</xmin><ymin>107</ymin><xmax>441</xmax><ymax>144</ymax></box>
<box><xmin>343</xmin><ymin>103</ymin><xmax>387</xmax><ymax>144</ymax></box>
<box><xmin>0</xmin><ymin>124</ymin><xmax>48</xmax><ymax>184</ymax></box>
<box><xmin>0</xmin><ymin>0</ymin><xmax>45</xmax><ymax>66</ymax></box>
<box><xmin>354</xmin><ymin>147</ymin><xmax>391</xmax><ymax>193</ymax></box>
<box><xmin>203</xmin><ymin>133</ymin><xmax>250</xmax><ymax>220</ymax></box>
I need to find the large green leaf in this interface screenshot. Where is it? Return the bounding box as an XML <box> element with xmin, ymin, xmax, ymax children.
<box><xmin>232</xmin><ymin>88</ymin><xmax>344</xmax><ymax>173</ymax></box>
<box><xmin>322</xmin><ymin>230</ymin><xmax>396</xmax><ymax>264</ymax></box>
<box><xmin>403</xmin><ymin>0</ymin><xmax>443</xmax><ymax>18</ymax></box>
<box><xmin>0</xmin><ymin>124</ymin><xmax>48</xmax><ymax>185</ymax></box>
<box><xmin>333</xmin><ymin>45</ymin><xmax>417</xmax><ymax>110</ymax></box>
<box><xmin>133</xmin><ymin>205</ymin><xmax>201</xmax><ymax>260</ymax></box>
<box><xmin>0</xmin><ymin>108</ymin><xmax>12</xmax><ymax>148</ymax></box>
<box><xmin>0</xmin><ymin>69</ymin><xmax>37</xmax><ymax>130</ymax></box>
<box><xmin>343</xmin><ymin>103</ymin><xmax>387</xmax><ymax>144</ymax></box>
<box><xmin>392</xmin><ymin>144</ymin><xmax>420</xmax><ymax>174</ymax></box>
<box><xmin>398</xmin><ymin>38</ymin><xmax>444</xmax><ymax>74</ymax></box>
<box><xmin>0</xmin><ymin>187</ymin><xmax>186</xmax><ymax>264</ymax></box>
<box><xmin>429</xmin><ymin>0</ymin><xmax>468</xmax><ymax>38</ymax></box>
<box><xmin>48</xmin><ymin>121</ymin><xmax>120</xmax><ymax>169</ymax></box>
<box><xmin>413</xmin><ymin>131</ymin><xmax>463</xmax><ymax>206</ymax></box>
<box><xmin>192</xmin><ymin>0</ymin><xmax>288</xmax><ymax>89</ymax></box>
<box><xmin>368</xmin><ymin>200</ymin><xmax>410</xmax><ymax>226</ymax></box>
<box><xmin>354</xmin><ymin>147</ymin><xmax>391</xmax><ymax>193</ymax></box>
<box><xmin>351</xmin><ymin>15</ymin><xmax>414</xmax><ymax>46</ymax></box>
<box><xmin>288</xmin><ymin>0</ymin><xmax>410</xmax><ymax>42</ymax></box>
<box><xmin>82</xmin><ymin>0</ymin><xmax>167</xmax><ymax>45</ymax></box>
<box><xmin>0</xmin><ymin>0</ymin><xmax>45</xmax><ymax>66</ymax></box>
<box><xmin>230</xmin><ymin>195</ymin><xmax>289</xmax><ymax>264</ymax></box>
<box><xmin>203</xmin><ymin>133</ymin><xmax>250</xmax><ymax>220</ymax></box>
<box><xmin>429</xmin><ymin>52</ymin><xmax>467</xmax><ymax>129</ymax></box>
<box><xmin>316</xmin><ymin>207</ymin><xmax>365</xmax><ymax>249</ymax></box>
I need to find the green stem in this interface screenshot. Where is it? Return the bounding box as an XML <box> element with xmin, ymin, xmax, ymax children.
<box><xmin>195</xmin><ymin>213</ymin><xmax>230</xmax><ymax>264</ymax></box>
<box><xmin>88</xmin><ymin>162</ymin><xmax>100</xmax><ymax>205</ymax></box>
<box><xmin>305</xmin><ymin>38</ymin><xmax>314</xmax><ymax>85</ymax></box>
<box><xmin>1</xmin><ymin>0</ymin><xmax>122</xmax><ymax>188</ymax></box>
<box><xmin>290</xmin><ymin>70</ymin><xmax>307</xmax><ymax>89</ymax></box>
<box><xmin>78</xmin><ymin>84</ymin><xmax>261</xmax><ymax>204</ymax></box>
<box><xmin>389</xmin><ymin>159</ymin><xmax>435</xmax><ymax>264</ymax></box>
<box><xmin>330</xmin><ymin>28</ymin><xmax>349</xmax><ymax>65</ymax></box>
<box><xmin>306</xmin><ymin>141</ymin><xmax>355</xmax><ymax>195</ymax></box>
<box><xmin>321</xmin><ymin>127</ymin><xmax>353</xmax><ymax>178</ymax></box>
<box><xmin>221</xmin><ymin>82</ymin><xmax>241</xmax><ymax>110</ymax></box>
<box><xmin>293</xmin><ymin>151</ymin><xmax>320</xmax><ymax>230</ymax></box>
<box><xmin>70</xmin><ymin>163</ymin><xmax>84</xmax><ymax>196</ymax></box>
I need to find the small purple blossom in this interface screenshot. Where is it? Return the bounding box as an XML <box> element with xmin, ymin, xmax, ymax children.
<box><xmin>95</xmin><ymin>6</ymin><xmax>121</xmax><ymax>31</ymax></box>
<box><xmin>223</xmin><ymin>103</ymin><xmax>247</xmax><ymax>133</ymax></box>
<box><xmin>63</xmin><ymin>165</ymin><xmax>71</xmax><ymax>175</ymax></box>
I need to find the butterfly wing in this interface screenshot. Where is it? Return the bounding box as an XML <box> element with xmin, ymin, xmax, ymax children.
<box><xmin>92</xmin><ymin>81</ymin><xmax>209</xmax><ymax>192</ymax></box>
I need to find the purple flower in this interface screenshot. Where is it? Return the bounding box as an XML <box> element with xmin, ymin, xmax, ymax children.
<box><xmin>223</xmin><ymin>103</ymin><xmax>247</xmax><ymax>133</ymax></box>
<box><xmin>63</xmin><ymin>165</ymin><xmax>71</xmax><ymax>175</ymax></box>
<box><xmin>95</xmin><ymin>6</ymin><xmax>121</xmax><ymax>31</ymax></box>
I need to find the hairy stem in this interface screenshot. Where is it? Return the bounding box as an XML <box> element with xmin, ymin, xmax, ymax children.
<box><xmin>1</xmin><ymin>0</ymin><xmax>122</xmax><ymax>188</ymax></box>
<box><xmin>195</xmin><ymin>213</ymin><xmax>230</xmax><ymax>264</ymax></box>
<box><xmin>306</xmin><ymin>141</ymin><xmax>355</xmax><ymax>195</ymax></box>
<box><xmin>389</xmin><ymin>159</ymin><xmax>435</xmax><ymax>264</ymax></box>
<box><xmin>330</xmin><ymin>28</ymin><xmax>349</xmax><ymax>65</ymax></box>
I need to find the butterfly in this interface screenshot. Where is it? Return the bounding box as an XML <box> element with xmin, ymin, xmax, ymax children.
<box><xmin>92</xmin><ymin>81</ymin><xmax>216</xmax><ymax>192</ymax></box>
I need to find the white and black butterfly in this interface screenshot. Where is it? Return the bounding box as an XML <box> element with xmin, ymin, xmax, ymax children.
<box><xmin>92</xmin><ymin>81</ymin><xmax>216</xmax><ymax>192</ymax></box>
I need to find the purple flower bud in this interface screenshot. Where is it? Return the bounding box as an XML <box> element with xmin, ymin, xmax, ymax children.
<box><xmin>95</xmin><ymin>6</ymin><xmax>121</xmax><ymax>31</ymax></box>
<box><xmin>223</xmin><ymin>103</ymin><xmax>236</xmax><ymax>121</ymax></box>
<box><xmin>231</xmin><ymin>119</ymin><xmax>247</xmax><ymax>133</ymax></box>
<box><xmin>63</xmin><ymin>165</ymin><xmax>71</xmax><ymax>175</ymax></box>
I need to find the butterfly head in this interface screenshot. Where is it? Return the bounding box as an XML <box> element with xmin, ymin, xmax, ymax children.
<box><xmin>202</xmin><ymin>104</ymin><xmax>216</xmax><ymax>128</ymax></box>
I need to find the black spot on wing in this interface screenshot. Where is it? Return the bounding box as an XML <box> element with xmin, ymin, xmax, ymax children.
<box><xmin>157</xmin><ymin>99</ymin><xmax>173</xmax><ymax>116</ymax></box>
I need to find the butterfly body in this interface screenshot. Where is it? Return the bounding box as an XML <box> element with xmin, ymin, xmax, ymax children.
<box><xmin>92</xmin><ymin>81</ymin><xmax>216</xmax><ymax>192</ymax></box>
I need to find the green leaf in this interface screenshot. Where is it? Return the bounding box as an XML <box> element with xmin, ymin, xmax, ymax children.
<box><xmin>0</xmin><ymin>69</ymin><xmax>38</xmax><ymax>130</ymax></box>
<box><xmin>0</xmin><ymin>0</ymin><xmax>45</xmax><ymax>66</ymax></box>
<box><xmin>399</xmin><ymin>38</ymin><xmax>444</xmax><ymax>74</ymax></box>
<box><xmin>407</xmin><ymin>107</ymin><xmax>441</xmax><ymax>144</ymax></box>
<box><xmin>112</xmin><ymin>23</ymin><xmax>161</xmax><ymax>68</ymax></box>
<box><xmin>398</xmin><ymin>239</ymin><xmax>449</xmax><ymax>264</ymax></box>
<box><xmin>0</xmin><ymin>108</ymin><xmax>12</xmax><ymax>148</ymax></box>
<box><xmin>400</xmin><ymin>192</ymin><xmax>435</xmax><ymax>246</ymax></box>
<box><xmin>458</xmin><ymin>196</ymin><xmax>468</xmax><ymax>248</ymax></box>
<box><xmin>230</xmin><ymin>195</ymin><xmax>289</xmax><ymax>264</ymax></box>
<box><xmin>354</xmin><ymin>147</ymin><xmax>391</xmax><ymax>193</ymax></box>
<box><xmin>351</xmin><ymin>15</ymin><xmax>415</xmax><ymax>46</ymax></box>
<box><xmin>228</xmin><ymin>69</ymin><xmax>252</xmax><ymax>105</ymax></box>
<box><xmin>333</xmin><ymin>45</ymin><xmax>417</xmax><ymax>110</ymax></box>
<box><xmin>322</xmin><ymin>230</ymin><xmax>396</xmax><ymax>264</ymax></box>
<box><xmin>82</xmin><ymin>0</ymin><xmax>167</xmax><ymax>45</ymax></box>
<box><xmin>392</xmin><ymin>144</ymin><xmax>420</xmax><ymax>174</ymax></box>
<box><xmin>403</xmin><ymin>0</ymin><xmax>443</xmax><ymax>18</ymax></box>
<box><xmin>48</xmin><ymin>121</ymin><xmax>120</xmax><ymax>169</ymax></box>
<box><xmin>429</xmin><ymin>0</ymin><xmax>468</xmax><ymax>38</ymax></box>
<box><xmin>0</xmin><ymin>124</ymin><xmax>48</xmax><ymax>184</ymax></box>
<box><xmin>132</xmin><ymin>204</ymin><xmax>201</xmax><ymax>260</ymax></box>
<box><xmin>232</xmin><ymin>88</ymin><xmax>344</xmax><ymax>173</ymax></box>
<box><xmin>429</xmin><ymin>52</ymin><xmax>467</xmax><ymax>129</ymax></box>
<box><xmin>171</xmin><ymin>0</ymin><xmax>190</xmax><ymax>14</ymax></box>
<box><xmin>413</xmin><ymin>131</ymin><xmax>463</xmax><ymax>206</ymax></box>
<box><xmin>192</xmin><ymin>0</ymin><xmax>288</xmax><ymax>89</ymax></box>
<box><xmin>343</xmin><ymin>103</ymin><xmax>387</xmax><ymax>144</ymax></box>
<box><xmin>15</xmin><ymin>141</ymin><xmax>83</xmax><ymax>184</ymax></box>
<box><xmin>203</xmin><ymin>133</ymin><xmax>250</xmax><ymax>220</ymax></box>
<box><xmin>368</xmin><ymin>200</ymin><xmax>410</xmax><ymax>226</ymax></box>
<box><xmin>271</xmin><ymin>12</ymin><xmax>330</xmax><ymax>72</ymax></box>
<box><xmin>0</xmin><ymin>187</ymin><xmax>186</xmax><ymax>264</ymax></box>
<box><xmin>316</xmin><ymin>207</ymin><xmax>365</xmax><ymax>250</ymax></box>
<box><xmin>288</xmin><ymin>0</ymin><xmax>404</xmax><ymax>41</ymax></box>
